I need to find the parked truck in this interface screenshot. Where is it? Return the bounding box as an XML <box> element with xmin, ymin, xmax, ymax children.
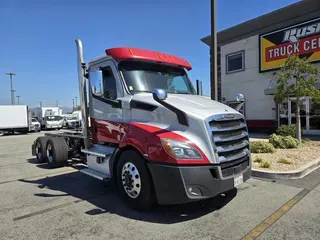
<box><xmin>33</xmin><ymin>107</ymin><xmax>63</xmax><ymax>130</ymax></box>
<box><xmin>32</xmin><ymin>39</ymin><xmax>251</xmax><ymax>210</ymax></box>
<box><xmin>0</xmin><ymin>105</ymin><xmax>31</xmax><ymax>135</ymax></box>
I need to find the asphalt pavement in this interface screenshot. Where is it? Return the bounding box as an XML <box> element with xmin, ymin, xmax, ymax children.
<box><xmin>0</xmin><ymin>131</ymin><xmax>319</xmax><ymax>240</ymax></box>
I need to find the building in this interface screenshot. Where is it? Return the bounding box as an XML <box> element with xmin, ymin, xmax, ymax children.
<box><xmin>201</xmin><ymin>0</ymin><xmax>320</xmax><ymax>135</ymax></box>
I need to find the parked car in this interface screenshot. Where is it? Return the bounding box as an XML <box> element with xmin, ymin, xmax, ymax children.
<box><xmin>30</xmin><ymin>118</ymin><xmax>41</xmax><ymax>132</ymax></box>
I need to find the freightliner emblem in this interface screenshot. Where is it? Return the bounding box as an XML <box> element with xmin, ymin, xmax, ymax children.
<box><xmin>223</xmin><ymin>114</ymin><xmax>235</xmax><ymax>119</ymax></box>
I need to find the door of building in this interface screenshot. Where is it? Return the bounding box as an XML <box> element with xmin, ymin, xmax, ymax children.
<box><xmin>278</xmin><ymin>97</ymin><xmax>320</xmax><ymax>135</ymax></box>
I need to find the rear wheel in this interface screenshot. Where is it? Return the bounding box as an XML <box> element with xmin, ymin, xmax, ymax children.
<box><xmin>35</xmin><ymin>137</ymin><xmax>49</xmax><ymax>163</ymax></box>
<box><xmin>46</xmin><ymin>137</ymin><xmax>69</xmax><ymax>168</ymax></box>
<box><xmin>116</xmin><ymin>150</ymin><xmax>156</xmax><ymax>210</ymax></box>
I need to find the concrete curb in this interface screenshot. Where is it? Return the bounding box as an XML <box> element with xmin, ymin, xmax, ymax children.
<box><xmin>252</xmin><ymin>157</ymin><xmax>320</xmax><ymax>180</ymax></box>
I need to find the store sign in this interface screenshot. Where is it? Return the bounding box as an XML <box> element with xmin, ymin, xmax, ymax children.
<box><xmin>259</xmin><ymin>18</ymin><xmax>320</xmax><ymax>72</ymax></box>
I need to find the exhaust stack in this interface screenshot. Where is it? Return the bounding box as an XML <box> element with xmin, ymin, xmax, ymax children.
<box><xmin>75</xmin><ymin>39</ymin><xmax>90</xmax><ymax>149</ymax></box>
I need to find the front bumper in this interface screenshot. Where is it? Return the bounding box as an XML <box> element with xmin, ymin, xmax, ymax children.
<box><xmin>148</xmin><ymin>157</ymin><xmax>251</xmax><ymax>205</ymax></box>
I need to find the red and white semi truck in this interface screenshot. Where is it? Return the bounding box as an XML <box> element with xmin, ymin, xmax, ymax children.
<box><xmin>32</xmin><ymin>39</ymin><xmax>251</xmax><ymax>210</ymax></box>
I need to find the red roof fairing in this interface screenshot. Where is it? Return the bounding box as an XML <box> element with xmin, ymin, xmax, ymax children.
<box><xmin>105</xmin><ymin>47</ymin><xmax>192</xmax><ymax>70</ymax></box>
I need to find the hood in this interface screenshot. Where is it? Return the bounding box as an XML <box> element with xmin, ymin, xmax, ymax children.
<box><xmin>131</xmin><ymin>93</ymin><xmax>241</xmax><ymax>119</ymax></box>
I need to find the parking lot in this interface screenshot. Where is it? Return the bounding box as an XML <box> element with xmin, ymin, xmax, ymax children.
<box><xmin>1</xmin><ymin>132</ymin><xmax>320</xmax><ymax>240</ymax></box>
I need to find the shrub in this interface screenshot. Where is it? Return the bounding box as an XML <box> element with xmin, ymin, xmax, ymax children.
<box><xmin>276</xmin><ymin>124</ymin><xmax>296</xmax><ymax>138</ymax></box>
<box><xmin>254</xmin><ymin>157</ymin><xmax>263</xmax><ymax>163</ymax></box>
<box><xmin>269</xmin><ymin>134</ymin><xmax>298</xmax><ymax>149</ymax></box>
<box><xmin>302</xmin><ymin>138</ymin><xmax>310</xmax><ymax>144</ymax></box>
<box><xmin>278</xmin><ymin>158</ymin><xmax>291</xmax><ymax>164</ymax></box>
<box><xmin>250</xmin><ymin>141</ymin><xmax>275</xmax><ymax>153</ymax></box>
<box><xmin>260</xmin><ymin>161</ymin><xmax>271</xmax><ymax>168</ymax></box>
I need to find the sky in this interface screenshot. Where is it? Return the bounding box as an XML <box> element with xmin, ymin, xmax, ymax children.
<box><xmin>0</xmin><ymin>0</ymin><xmax>300</xmax><ymax>108</ymax></box>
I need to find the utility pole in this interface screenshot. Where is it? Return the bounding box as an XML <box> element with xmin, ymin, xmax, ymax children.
<box><xmin>6</xmin><ymin>72</ymin><xmax>16</xmax><ymax>105</ymax></box>
<box><xmin>75</xmin><ymin>96</ymin><xmax>78</xmax><ymax>108</ymax></box>
<box><xmin>39</xmin><ymin>101</ymin><xmax>42</xmax><ymax>107</ymax></box>
<box><xmin>210</xmin><ymin>0</ymin><xmax>218</xmax><ymax>101</ymax></box>
<box><xmin>16</xmin><ymin>95</ymin><xmax>21</xmax><ymax>104</ymax></box>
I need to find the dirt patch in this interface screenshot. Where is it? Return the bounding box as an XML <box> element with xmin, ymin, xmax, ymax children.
<box><xmin>251</xmin><ymin>141</ymin><xmax>320</xmax><ymax>172</ymax></box>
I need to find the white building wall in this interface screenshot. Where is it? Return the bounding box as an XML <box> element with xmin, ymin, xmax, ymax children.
<box><xmin>220</xmin><ymin>35</ymin><xmax>276</xmax><ymax>121</ymax></box>
<box><xmin>220</xmin><ymin>35</ymin><xmax>320</xmax><ymax>122</ymax></box>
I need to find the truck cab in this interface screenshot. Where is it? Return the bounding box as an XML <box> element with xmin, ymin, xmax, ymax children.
<box><xmin>32</xmin><ymin>40</ymin><xmax>251</xmax><ymax>210</ymax></box>
<box><xmin>86</xmin><ymin>47</ymin><xmax>251</xmax><ymax>206</ymax></box>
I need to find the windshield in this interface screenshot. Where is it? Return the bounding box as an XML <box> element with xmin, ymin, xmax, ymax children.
<box><xmin>46</xmin><ymin>116</ymin><xmax>62</xmax><ymax>121</ymax></box>
<box><xmin>119</xmin><ymin>61</ymin><xmax>196</xmax><ymax>94</ymax></box>
<box><xmin>31</xmin><ymin>119</ymin><xmax>37</xmax><ymax>122</ymax></box>
<box><xmin>67</xmin><ymin>116</ymin><xmax>78</xmax><ymax>120</ymax></box>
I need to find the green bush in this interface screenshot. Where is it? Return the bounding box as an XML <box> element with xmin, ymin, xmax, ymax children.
<box><xmin>250</xmin><ymin>141</ymin><xmax>275</xmax><ymax>153</ymax></box>
<box><xmin>269</xmin><ymin>134</ymin><xmax>298</xmax><ymax>149</ymax></box>
<box><xmin>302</xmin><ymin>138</ymin><xmax>310</xmax><ymax>144</ymax></box>
<box><xmin>277</xmin><ymin>158</ymin><xmax>291</xmax><ymax>164</ymax></box>
<box><xmin>276</xmin><ymin>124</ymin><xmax>296</xmax><ymax>137</ymax></box>
<box><xmin>260</xmin><ymin>161</ymin><xmax>271</xmax><ymax>168</ymax></box>
<box><xmin>254</xmin><ymin>157</ymin><xmax>263</xmax><ymax>163</ymax></box>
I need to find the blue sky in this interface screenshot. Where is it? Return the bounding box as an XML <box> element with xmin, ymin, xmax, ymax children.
<box><xmin>0</xmin><ymin>0</ymin><xmax>299</xmax><ymax>108</ymax></box>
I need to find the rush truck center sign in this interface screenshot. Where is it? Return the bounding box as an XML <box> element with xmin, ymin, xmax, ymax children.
<box><xmin>260</xmin><ymin>18</ymin><xmax>320</xmax><ymax>72</ymax></box>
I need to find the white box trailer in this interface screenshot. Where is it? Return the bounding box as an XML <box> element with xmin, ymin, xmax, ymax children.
<box><xmin>33</xmin><ymin>107</ymin><xmax>63</xmax><ymax>130</ymax></box>
<box><xmin>0</xmin><ymin>105</ymin><xmax>30</xmax><ymax>134</ymax></box>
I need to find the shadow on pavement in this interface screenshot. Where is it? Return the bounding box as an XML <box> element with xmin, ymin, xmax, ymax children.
<box><xmin>19</xmin><ymin>168</ymin><xmax>237</xmax><ymax>224</ymax></box>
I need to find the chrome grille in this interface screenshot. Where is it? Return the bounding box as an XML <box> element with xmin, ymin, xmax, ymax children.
<box><xmin>208</xmin><ymin>115</ymin><xmax>250</xmax><ymax>163</ymax></box>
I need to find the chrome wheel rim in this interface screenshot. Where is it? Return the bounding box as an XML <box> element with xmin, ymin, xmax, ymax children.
<box><xmin>46</xmin><ymin>144</ymin><xmax>53</xmax><ymax>163</ymax></box>
<box><xmin>36</xmin><ymin>141</ymin><xmax>41</xmax><ymax>160</ymax></box>
<box><xmin>121</xmin><ymin>162</ymin><xmax>141</xmax><ymax>199</ymax></box>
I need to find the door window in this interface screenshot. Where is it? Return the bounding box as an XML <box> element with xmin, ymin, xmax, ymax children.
<box><xmin>91</xmin><ymin>66</ymin><xmax>118</xmax><ymax>100</ymax></box>
<box><xmin>102</xmin><ymin>67</ymin><xmax>117</xmax><ymax>100</ymax></box>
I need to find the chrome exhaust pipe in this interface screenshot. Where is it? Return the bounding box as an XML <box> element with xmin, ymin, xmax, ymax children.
<box><xmin>75</xmin><ymin>39</ymin><xmax>90</xmax><ymax>149</ymax></box>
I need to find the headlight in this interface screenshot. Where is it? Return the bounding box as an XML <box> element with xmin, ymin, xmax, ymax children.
<box><xmin>161</xmin><ymin>139</ymin><xmax>203</xmax><ymax>159</ymax></box>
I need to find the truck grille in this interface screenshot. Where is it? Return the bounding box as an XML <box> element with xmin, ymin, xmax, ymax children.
<box><xmin>208</xmin><ymin>115</ymin><xmax>250</xmax><ymax>163</ymax></box>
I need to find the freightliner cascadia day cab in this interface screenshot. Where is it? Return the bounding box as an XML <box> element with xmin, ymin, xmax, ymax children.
<box><xmin>32</xmin><ymin>39</ymin><xmax>251</xmax><ymax>210</ymax></box>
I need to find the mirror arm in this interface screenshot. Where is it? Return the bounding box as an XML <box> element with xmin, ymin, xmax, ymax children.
<box><xmin>235</xmin><ymin>102</ymin><xmax>245</xmax><ymax>112</ymax></box>
<box><xmin>152</xmin><ymin>93</ymin><xmax>189</xmax><ymax>127</ymax></box>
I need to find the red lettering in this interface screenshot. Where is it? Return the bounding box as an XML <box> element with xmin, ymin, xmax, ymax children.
<box><xmin>265</xmin><ymin>33</ymin><xmax>320</xmax><ymax>62</ymax></box>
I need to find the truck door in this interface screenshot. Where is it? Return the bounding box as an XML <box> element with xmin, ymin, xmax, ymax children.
<box><xmin>89</xmin><ymin>60</ymin><xmax>125</xmax><ymax>144</ymax></box>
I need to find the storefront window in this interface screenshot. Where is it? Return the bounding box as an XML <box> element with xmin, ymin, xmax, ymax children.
<box><xmin>309</xmin><ymin>100</ymin><xmax>320</xmax><ymax>130</ymax></box>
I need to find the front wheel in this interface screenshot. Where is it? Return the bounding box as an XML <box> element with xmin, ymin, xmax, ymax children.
<box><xmin>116</xmin><ymin>150</ymin><xmax>156</xmax><ymax>210</ymax></box>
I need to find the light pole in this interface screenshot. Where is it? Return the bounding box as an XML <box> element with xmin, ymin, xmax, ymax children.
<box><xmin>16</xmin><ymin>95</ymin><xmax>21</xmax><ymax>104</ymax></box>
<box><xmin>75</xmin><ymin>96</ymin><xmax>78</xmax><ymax>108</ymax></box>
<box><xmin>39</xmin><ymin>101</ymin><xmax>42</xmax><ymax>107</ymax></box>
<box><xmin>210</xmin><ymin>0</ymin><xmax>218</xmax><ymax>101</ymax></box>
<box><xmin>72</xmin><ymin>98</ymin><xmax>75</xmax><ymax>110</ymax></box>
<box><xmin>6</xmin><ymin>72</ymin><xmax>16</xmax><ymax>105</ymax></box>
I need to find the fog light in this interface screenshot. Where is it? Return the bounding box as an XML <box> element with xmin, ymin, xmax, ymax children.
<box><xmin>187</xmin><ymin>186</ymin><xmax>202</xmax><ymax>196</ymax></box>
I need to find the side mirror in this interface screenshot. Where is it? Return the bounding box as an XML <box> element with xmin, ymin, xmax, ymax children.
<box><xmin>89</xmin><ymin>70</ymin><xmax>103</xmax><ymax>96</ymax></box>
<box><xmin>236</xmin><ymin>93</ymin><xmax>245</xmax><ymax>103</ymax></box>
<box><xmin>152</xmin><ymin>89</ymin><xmax>167</xmax><ymax>101</ymax></box>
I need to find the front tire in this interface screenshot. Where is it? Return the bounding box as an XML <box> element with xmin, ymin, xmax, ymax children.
<box><xmin>116</xmin><ymin>150</ymin><xmax>156</xmax><ymax>210</ymax></box>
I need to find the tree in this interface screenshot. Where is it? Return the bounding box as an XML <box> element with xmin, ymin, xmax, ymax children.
<box><xmin>274</xmin><ymin>54</ymin><xmax>320</xmax><ymax>142</ymax></box>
